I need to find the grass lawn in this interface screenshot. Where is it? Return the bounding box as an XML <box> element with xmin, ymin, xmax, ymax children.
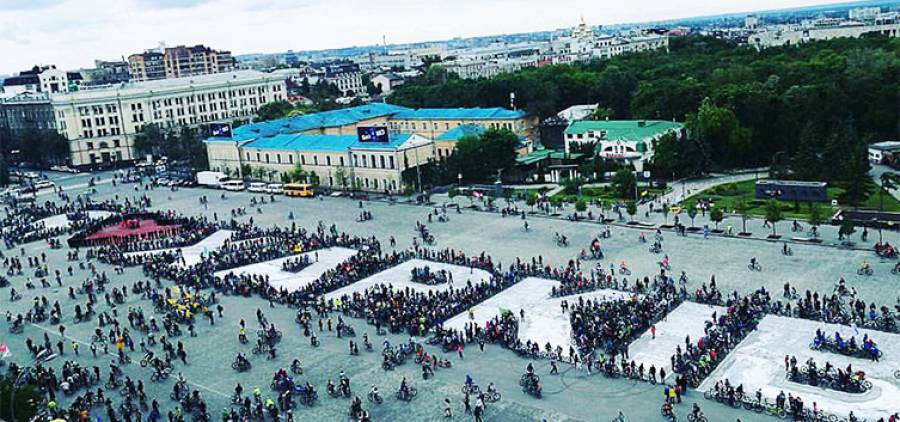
<box><xmin>682</xmin><ymin>179</ymin><xmax>900</xmax><ymax>220</ymax></box>
<box><xmin>551</xmin><ymin>185</ymin><xmax>667</xmax><ymax>205</ymax></box>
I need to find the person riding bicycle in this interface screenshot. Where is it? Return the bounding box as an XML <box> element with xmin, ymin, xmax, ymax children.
<box><xmin>661</xmin><ymin>400</ymin><xmax>674</xmax><ymax>416</ymax></box>
<box><xmin>370</xmin><ymin>384</ymin><xmax>379</xmax><ymax>399</ymax></box>
<box><xmin>235</xmin><ymin>353</ymin><xmax>249</xmax><ymax>367</ymax></box>
<box><xmin>861</xmin><ymin>260</ymin><xmax>871</xmax><ymax>272</ymax></box>
<box><xmin>783</xmin><ymin>243</ymin><xmax>790</xmax><ymax>255</ymax></box>
<box><xmin>239</xmin><ymin>326</ymin><xmax>246</xmax><ymax>343</ymax></box>
<box><xmin>486</xmin><ymin>382</ymin><xmax>496</xmax><ymax>394</ymax></box>
<box><xmin>750</xmin><ymin>257</ymin><xmax>758</xmax><ymax>268</ymax></box>
<box><xmin>465</xmin><ymin>374</ymin><xmax>473</xmax><ymax>388</ymax></box>
<box><xmin>619</xmin><ymin>261</ymin><xmax>628</xmax><ymax>272</ymax></box>
<box><xmin>526</xmin><ymin>362</ymin><xmax>534</xmax><ymax>375</ymax></box>
<box><xmin>691</xmin><ymin>403</ymin><xmax>701</xmax><ymax>418</ymax></box>
<box><xmin>399</xmin><ymin>377</ymin><xmax>409</xmax><ymax>397</ymax></box>
<box><xmin>661</xmin><ymin>255</ymin><xmax>670</xmax><ymax>268</ymax></box>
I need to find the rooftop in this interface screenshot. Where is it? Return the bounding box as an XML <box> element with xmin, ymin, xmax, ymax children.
<box><xmin>218</xmin><ymin>103</ymin><xmax>411</xmax><ymax>142</ymax></box>
<box><xmin>50</xmin><ymin>70</ymin><xmax>283</xmax><ymax>102</ymax></box>
<box><xmin>242</xmin><ymin>133</ymin><xmax>414</xmax><ymax>152</ymax></box>
<box><xmin>869</xmin><ymin>141</ymin><xmax>900</xmax><ymax>152</ymax></box>
<box><xmin>564</xmin><ymin>120</ymin><xmax>683</xmax><ymax>140</ymax></box>
<box><xmin>435</xmin><ymin>124</ymin><xmax>486</xmax><ymax>141</ymax></box>
<box><xmin>392</xmin><ymin>107</ymin><xmax>526</xmax><ymax>120</ymax></box>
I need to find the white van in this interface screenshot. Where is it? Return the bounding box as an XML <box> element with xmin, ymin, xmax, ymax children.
<box><xmin>248</xmin><ymin>182</ymin><xmax>267</xmax><ymax>193</ymax></box>
<box><xmin>220</xmin><ymin>180</ymin><xmax>245</xmax><ymax>191</ymax></box>
<box><xmin>266</xmin><ymin>183</ymin><xmax>284</xmax><ymax>194</ymax></box>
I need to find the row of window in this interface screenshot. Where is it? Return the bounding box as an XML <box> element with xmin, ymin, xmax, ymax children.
<box><xmin>389</xmin><ymin>120</ymin><xmax>517</xmax><ymax>132</ymax></box>
<box><xmin>243</xmin><ymin>150</ymin><xmax>397</xmax><ymax>170</ymax></box>
<box><xmin>83</xmin><ymin>139</ymin><xmax>121</xmax><ymax>150</ymax></box>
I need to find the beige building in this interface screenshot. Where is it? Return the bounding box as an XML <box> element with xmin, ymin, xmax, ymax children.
<box><xmin>129</xmin><ymin>44</ymin><xmax>235</xmax><ymax>82</ymax></box>
<box><xmin>50</xmin><ymin>70</ymin><xmax>286</xmax><ymax>167</ymax></box>
<box><xmin>388</xmin><ymin>107</ymin><xmax>536</xmax><ymax>140</ymax></box>
<box><xmin>207</xmin><ymin>133</ymin><xmax>434</xmax><ymax>192</ymax></box>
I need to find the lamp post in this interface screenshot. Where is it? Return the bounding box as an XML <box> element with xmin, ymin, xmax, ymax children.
<box><xmin>10</xmin><ymin>350</ymin><xmax>56</xmax><ymax>422</ymax></box>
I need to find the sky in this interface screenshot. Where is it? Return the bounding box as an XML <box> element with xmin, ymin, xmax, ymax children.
<box><xmin>0</xmin><ymin>0</ymin><xmax>859</xmax><ymax>74</ymax></box>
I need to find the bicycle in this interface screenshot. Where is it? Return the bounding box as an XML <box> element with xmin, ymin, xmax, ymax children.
<box><xmin>395</xmin><ymin>387</ymin><xmax>417</xmax><ymax>401</ymax></box>
<box><xmin>461</xmin><ymin>384</ymin><xmax>481</xmax><ymax>395</ymax></box>
<box><xmin>748</xmin><ymin>262</ymin><xmax>762</xmax><ymax>271</ymax></box>
<box><xmin>687</xmin><ymin>412</ymin><xmax>708</xmax><ymax>422</ymax></box>
<box><xmin>367</xmin><ymin>391</ymin><xmax>383</xmax><ymax>404</ymax></box>
<box><xmin>483</xmin><ymin>389</ymin><xmax>501</xmax><ymax>403</ymax></box>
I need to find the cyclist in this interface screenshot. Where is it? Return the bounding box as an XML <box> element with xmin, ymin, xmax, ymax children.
<box><xmin>691</xmin><ymin>403</ymin><xmax>702</xmax><ymax>419</ymax></box>
<box><xmin>369</xmin><ymin>384</ymin><xmax>379</xmax><ymax>401</ymax></box>
<box><xmin>750</xmin><ymin>257</ymin><xmax>758</xmax><ymax>268</ymax></box>
<box><xmin>399</xmin><ymin>377</ymin><xmax>409</xmax><ymax>397</ymax></box>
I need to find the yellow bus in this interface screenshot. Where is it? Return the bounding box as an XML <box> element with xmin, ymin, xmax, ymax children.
<box><xmin>284</xmin><ymin>183</ymin><xmax>314</xmax><ymax>198</ymax></box>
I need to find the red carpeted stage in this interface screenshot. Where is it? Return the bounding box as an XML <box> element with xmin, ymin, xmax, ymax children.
<box><xmin>84</xmin><ymin>218</ymin><xmax>182</xmax><ymax>243</ymax></box>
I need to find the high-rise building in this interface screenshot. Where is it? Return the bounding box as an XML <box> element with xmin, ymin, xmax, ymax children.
<box><xmin>128</xmin><ymin>45</ymin><xmax>235</xmax><ymax>82</ymax></box>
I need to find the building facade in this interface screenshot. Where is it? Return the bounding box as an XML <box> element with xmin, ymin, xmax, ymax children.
<box><xmin>0</xmin><ymin>92</ymin><xmax>56</xmax><ymax>135</ymax></box>
<box><xmin>45</xmin><ymin>70</ymin><xmax>286</xmax><ymax>167</ymax></box>
<box><xmin>206</xmin><ymin>133</ymin><xmax>434</xmax><ymax>192</ymax></box>
<box><xmin>564</xmin><ymin>120</ymin><xmax>684</xmax><ymax>171</ymax></box>
<box><xmin>2</xmin><ymin>65</ymin><xmax>80</xmax><ymax>95</ymax></box>
<box><xmin>129</xmin><ymin>45</ymin><xmax>235</xmax><ymax>82</ymax></box>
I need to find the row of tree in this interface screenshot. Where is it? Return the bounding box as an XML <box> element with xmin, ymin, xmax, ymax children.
<box><xmin>132</xmin><ymin>124</ymin><xmax>208</xmax><ymax>171</ymax></box>
<box><xmin>390</xmin><ymin>35</ymin><xmax>899</xmax><ymax>200</ymax></box>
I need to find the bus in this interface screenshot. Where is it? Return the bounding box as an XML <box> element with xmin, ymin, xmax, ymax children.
<box><xmin>284</xmin><ymin>183</ymin><xmax>314</xmax><ymax>198</ymax></box>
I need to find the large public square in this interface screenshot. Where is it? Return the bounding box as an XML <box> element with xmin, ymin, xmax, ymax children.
<box><xmin>2</xmin><ymin>170</ymin><xmax>900</xmax><ymax>422</ymax></box>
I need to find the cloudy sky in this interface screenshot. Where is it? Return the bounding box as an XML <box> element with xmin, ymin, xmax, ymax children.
<box><xmin>0</xmin><ymin>0</ymin><xmax>854</xmax><ymax>74</ymax></box>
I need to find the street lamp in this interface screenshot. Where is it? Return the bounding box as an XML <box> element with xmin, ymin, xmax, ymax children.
<box><xmin>457</xmin><ymin>173</ymin><xmax>462</xmax><ymax>189</ymax></box>
<box><xmin>10</xmin><ymin>350</ymin><xmax>57</xmax><ymax>422</ymax></box>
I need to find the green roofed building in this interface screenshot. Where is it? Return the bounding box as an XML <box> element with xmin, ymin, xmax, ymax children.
<box><xmin>563</xmin><ymin>120</ymin><xmax>683</xmax><ymax>171</ymax></box>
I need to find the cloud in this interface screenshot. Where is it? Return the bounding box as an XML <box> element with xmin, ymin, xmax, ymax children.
<box><xmin>132</xmin><ymin>0</ymin><xmax>212</xmax><ymax>9</ymax></box>
<box><xmin>0</xmin><ymin>0</ymin><xmax>64</xmax><ymax>10</ymax></box>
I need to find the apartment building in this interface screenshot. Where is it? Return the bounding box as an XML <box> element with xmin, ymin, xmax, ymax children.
<box><xmin>46</xmin><ymin>70</ymin><xmax>285</xmax><ymax>167</ymax></box>
<box><xmin>128</xmin><ymin>45</ymin><xmax>235</xmax><ymax>82</ymax></box>
<box><xmin>2</xmin><ymin>65</ymin><xmax>82</xmax><ymax>94</ymax></box>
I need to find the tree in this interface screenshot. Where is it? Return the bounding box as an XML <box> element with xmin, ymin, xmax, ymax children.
<box><xmin>240</xmin><ymin>164</ymin><xmax>252</xmax><ymax>180</ymax></box>
<box><xmin>733</xmin><ymin>199</ymin><xmax>750</xmax><ymax>234</ymax></box>
<box><xmin>687</xmin><ymin>207</ymin><xmax>698</xmax><ymax>228</ymax></box>
<box><xmin>612</xmin><ymin>167</ymin><xmax>636</xmax><ymax>199</ymax></box>
<box><xmin>685</xmin><ymin>98</ymin><xmax>752</xmax><ymax>169</ymax></box>
<box><xmin>709</xmin><ymin>207</ymin><xmax>724</xmax><ymax>231</ymax></box>
<box><xmin>765</xmin><ymin>200</ymin><xmax>783</xmax><ymax>236</ymax></box>
<box><xmin>0</xmin><ymin>156</ymin><xmax>9</xmax><ymax>186</ymax></box>
<box><xmin>525</xmin><ymin>192</ymin><xmax>538</xmax><ymax>212</ymax></box>
<box><xmin>448</xmin><ymin>187</ymin><xmax>458</xmax><ymax>204</ymax></box>
<box><xmin>333</xmin><ymin>166</ymin><xmax>349</xmax><ymax>190</ymax></box>
<box><xmin>626</xmin><ymin>201</ymin><xmax>638</xmax><ymax>222</ymax></box>
<box><xmin>447</xmin><ymin>129</ymin><xmax>518</xmax><ymax>184</ymax></box>
<box><xmin>548</xmin><ymin>195</ymin><xmax>563</xmax><ymax>213</ymax></box>
<box><xmin>561</xmin><ymin>176</ymin><xmax>586</xmax><ymax>195</ymax></box>
<box><xmin>878</xmin><ymin>172</ymin><xmax>899</xmax><ymax>212</ymax></box>
<box><xmin>575</xmin><ymin>198</ymin><xmax>588</xmax><ymax>214</ymax></box>
<box><xmin>807</xmin><ymin>203</ymin><xmax>824</xmax><ymax>229</ymax></box>
<box><xmin>289</xmin><ymin>162</ymin><xmax>307</xmax><ymax>183</ymax></box>
<box><xmin>0</xmin><ymin>376</ymin><xmax>42</xmax><ymax>421</ymax></box>
<box><xmin>661</xmin><ymin>204</ymin><xmax>670</xmax><ymax>226</ymax></box>
<box><xmin>838</xmin><ymin>219</ymin><xmax>856</xmax><ymax>240</ymax></box>
<box><xmin>133</xmin><ymin>124</ymin><xmax>166</xmax><ymax>157</ymax></box>
<box><xmin>256</xmin><ymin>100</ymin><xmax>295</xmax><ymax>122</ymax></box>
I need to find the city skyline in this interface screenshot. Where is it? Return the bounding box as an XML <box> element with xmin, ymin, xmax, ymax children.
<box><xmin>0</xmin><ymin>0</ymin><xmax>870</xmax><ymax>74</ymax></box>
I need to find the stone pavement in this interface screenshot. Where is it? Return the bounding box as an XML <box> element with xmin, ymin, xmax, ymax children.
<box><xmin>1</xmin><ymin>170</ymin><xmax>897</xmax><ymax>422</ymax></box>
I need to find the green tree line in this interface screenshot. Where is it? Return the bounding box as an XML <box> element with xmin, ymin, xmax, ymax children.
<box><xmin>389</xmin><ymin>35</ymin><xmax>899</xmax><ymax>185</ymax></box>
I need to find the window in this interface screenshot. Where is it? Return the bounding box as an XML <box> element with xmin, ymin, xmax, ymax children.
<box><xmin>256</xmin><ymin>153</ymin><xmax>260</xmax><ymax>162</ymax></box>
<box><xmin>86</xmin><ymin>142</ymin><xmax>94</xmax><ymax>150</ymax></box>
<box><xmin>340</xmin><ymin>157</ymin><xmax>345</xmax><ymax>166</ymax></box>
<box><xmin>371</xmin><ymin>155</ymin><xmax>376</xmax><ymax>168</ymax></box>
<box><xmin>380</xmin><ymin>156</ymin><xmax>385</xmax><ymax>168</ymax></box>
<box><xmin>265</xmin><ymin>154</ymin><xmax>270</xmax><ymax>163</ymax></box>
<box><xmin>301</xmin><ymin>155</ymin><xmax>306</xmax><ymax>165</ymax></box>
<box><xmin>277</xmin><ymin>154</ymin><xmax>281</xmax><ymax>164</ymax></box>
<box><xmin>289</xmin><ymin>155</ymin><xmax>293</xmax><ymax>164</ymax></box>
<box><xmin>389</xmin><ymin>156</ymin><xmax>395</xmax><ymax>169</ymax></box>
<box><xmin>313</xmin><ymin>156</ymin><xmax>318</xmax><ymax>165</ymax></box>
<box><xmin>326</xmin><ymin>156</ymin><xmax>331</xmax><ymax>166</ymax></box>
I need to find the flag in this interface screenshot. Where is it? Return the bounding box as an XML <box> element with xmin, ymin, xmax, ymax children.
<box><xmin>0</xmin><ymin>344</ymin><xmax>11</xmax><ymax>358</ymax></box>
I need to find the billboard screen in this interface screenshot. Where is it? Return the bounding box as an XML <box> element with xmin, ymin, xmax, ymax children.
<box><xmin>210</xmin><ymin>123</ymin><xmax>232</xmax><ymax>138</ymax></box>
<box><xmin>357</xmin><ymin>126</ymin><xmax>389</xmax><ymax>143</ymax></box>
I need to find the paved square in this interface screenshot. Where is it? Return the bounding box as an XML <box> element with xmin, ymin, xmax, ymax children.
<box><xmin>700</xmin><ymin>315</ymin><xmax>900</xmax><ymax>420</ymax></box>
<box><xmin>214</xmin><ymin>247</ymin><xmax>358</xmax><ymax>291</ymax></box>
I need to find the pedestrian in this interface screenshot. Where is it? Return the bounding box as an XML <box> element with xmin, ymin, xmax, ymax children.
<box><xmin>463</xmin><ymin>392</ymin><xmax>471</xmax><ymax>413</ymax></box>
<box><xmin>479</xmin><ymin>339</ymin><xmax>485</xmax><ymax>353</ymax></box>
<box><xmin>443</xmin><ymin>398</ymin><xmax>452</xmax><ymax>418</ymax></box>
<box><xmin>457</xmin><ymin>344</ymin><xmax>464</xmax><ymax>359</ymax></box>
<box><xmin>651</xmin><ymin>324</ymin><xmax>656</xmax><ymax>339</ymax></box>
<box><xmin>72</xmin><ymin>341</ymin><xmax>79</xmax><ymax>355</ymax></box>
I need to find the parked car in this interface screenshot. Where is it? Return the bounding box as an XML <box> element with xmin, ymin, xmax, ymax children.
<box><xmin>220</xmin><ymin>180</ymin><xmax>245</xmax><ymax>191</ymax></box>
<box><xmin>248</xmin><ymin>182</ymin><xmax>267</xmax><ymax>193</ymax></box>
<box><xmin>266</xmin><ymin>183</ymin><xmax>284</xmax><ymax>194</ymax></box>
